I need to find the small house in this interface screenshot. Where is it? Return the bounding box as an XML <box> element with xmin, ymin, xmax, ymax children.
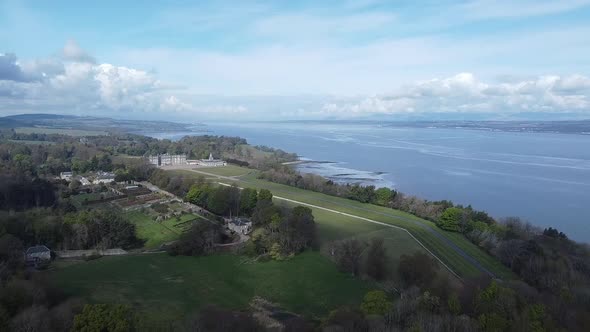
<box><xmin>228</xmin><ymin>218</ymin><xmax>253</xmax><ymax>235</ymax></box>
<box><xmin>60</xmin><ymin>171</ymin><xmax>73</xmax><ymax>181</ymax></box>
<box><xmin>25</xmin><ymin>245</ymin><xmax>51</xmax><ymax>264</ymax></box>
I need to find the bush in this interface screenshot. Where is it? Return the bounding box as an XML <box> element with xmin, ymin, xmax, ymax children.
<box><xmin>73</xmin><ymin>304</ymin><xmax>134</xmax><ymax>332</ymax></box>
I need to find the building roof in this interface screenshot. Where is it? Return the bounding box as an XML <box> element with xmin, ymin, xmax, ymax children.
<box><xmin>26</xmin><ymin>245</ymin><xmax>50</xmax><ymax>254</ymax></box>
<box><xmin>200</xmin><ymin>153</ymin><xmax>223</xmax><ymax>162</ymax></box>
<box><xmin>230</xmin><ymin>218</ymin><xmax>251</xmax><ymax>226</ymax></box>
<box><xmin>96</xmin><ymin>171</ymin><xmax>115</xmax><ymax>179</ymax></box>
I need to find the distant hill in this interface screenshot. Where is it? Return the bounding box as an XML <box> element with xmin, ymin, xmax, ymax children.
<box><xmin>0</xmin><ymin>113</ymin><xmax>205</xmax><ymax>134</ymax></box>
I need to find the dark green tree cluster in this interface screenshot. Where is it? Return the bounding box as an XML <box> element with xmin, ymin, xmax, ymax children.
<box><xmin>245</xmin><ymin>191</ymin><xmax>316</xmax><ymax>258</ymax></box>
<box><xmin>0</xmin><ymin>277</ymin><xmax>84</xmax><ymax>332</ymax></box>
<box><xmin>185</xmin><ymin>183</ymin><xmax>242</xmax><ymax>216</ymax></box>
<box><xmin>62</xmin><ymin>210</ymin><xmax>142</xmax><ymax>250</ymax></box>
<box><xmin>167</xmin><ymin>221</ymin><xmax>224</xmax><ymax>256</ymax></box>
<box><xmin>331</xmin><ymin>237</ymin><xmax>391</xmax><ymax>280</ymax></box>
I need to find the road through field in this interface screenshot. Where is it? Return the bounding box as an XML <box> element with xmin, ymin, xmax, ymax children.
<box><xmin>180</xmin><ymin>168</ymin><xmax>498</xmax><ymax>280</ymax></box>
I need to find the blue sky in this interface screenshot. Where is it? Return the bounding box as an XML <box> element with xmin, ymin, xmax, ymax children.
<box><xmin>1</xmin><ymin>0</ymin><xmax>590</xmax><ymax>120</ymax></box>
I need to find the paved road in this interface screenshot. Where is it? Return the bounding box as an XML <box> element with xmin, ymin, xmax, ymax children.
<box><xmin>188</xmin><ymin>168</ymin><xmax>498</xmax><ymax>280</ymax></box>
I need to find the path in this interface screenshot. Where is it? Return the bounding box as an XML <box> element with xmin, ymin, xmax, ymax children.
<box><xmin>186</xmin><ymin>168</ymin><xmax>497</xmax><ymax>280</ymax></box>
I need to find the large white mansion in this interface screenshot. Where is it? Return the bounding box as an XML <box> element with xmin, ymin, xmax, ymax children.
<box><xmin>148</xmin><ymin>153</ymin><xmax>226</xmax><ymax>167</ymax></box>
<box><xmin>148</xmin><ymin>154</ymin><xmax>187</xmax><ymax>167</ymax></box>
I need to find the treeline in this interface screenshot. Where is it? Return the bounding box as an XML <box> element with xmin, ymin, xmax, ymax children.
<box><xmin>320</xmin><ymin>249</ymin><xmax>578</xmax><ymax>331</ymax></box>
<box><xmin>259</xmin><ymin>165</ymin><xmax>457</xmax><ymax>220</ymax></box>
<box><xmin>1</xmin><ymin>209</ymin><xmax>141</xmax><ymax>252</ymax></box>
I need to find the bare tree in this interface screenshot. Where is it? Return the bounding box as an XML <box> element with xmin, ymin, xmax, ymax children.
<box><xmin>365</xmin><ymin>237</ymin><xmax>389</xmax><ymax>281</ymax></box>
<box><xmin>333</xmin><ymin>239</ymin><xmax>367</xmax><ymax>276</ymax></box>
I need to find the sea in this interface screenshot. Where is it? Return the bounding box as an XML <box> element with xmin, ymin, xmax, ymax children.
<box><xmin>145</xmin><ymin>122</ymin><xmax>590</xmax><ymax>242</ymax></box>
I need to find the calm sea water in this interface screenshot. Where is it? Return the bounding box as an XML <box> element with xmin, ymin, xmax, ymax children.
<box><xmin>150</xmin><ymin>122</ymin><xmax>590</xmax><ymax>242</ymax></box>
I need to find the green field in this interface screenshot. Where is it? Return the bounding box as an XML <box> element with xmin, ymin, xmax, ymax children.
<box><xmin>125</xmin><ymin>211</ymin><xmax>201</xmax><ymax>248</ymax></box>
<box><xmin>193</xmin><ymin>164</ymin><xmax>254</xmax><ymax>177</ymax></box>
<box><xmin>49</xmin><ymin>252</ymin><xmax>371</xmax><ymax>324</ymax></box>
<box><xmin>172</xmin><ymin>169</ymin><xmax>514</xmax><ymax>279</ymax></box>
<box><xmin>15</xmin><ymin>127</ymin><xmax>109</xmax><ymax>136</ymax></box>
<box><xmin>275</xmin><ymin>200</ymin><xmax>429</xmax><ymax>279</ymax></box>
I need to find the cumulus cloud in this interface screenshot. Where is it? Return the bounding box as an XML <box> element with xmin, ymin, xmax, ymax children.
<box><xmin>62</xmin><ymin>40</ymin><xmax>96</xmax><ymax>64</ymax></box>
<box><xmin>0</xmin><ymin>53</ymin><xmax>33</xmax><ymax>82</ymax></box>
<box><xmin>321</xmin><ymin>73</ymin><xmax>590</xmax><ymax>116</ymax></box>
<box><xmin>0</xmin><ymin>42</ymin><xmax>194</xmax><ymax>116</ymax></box>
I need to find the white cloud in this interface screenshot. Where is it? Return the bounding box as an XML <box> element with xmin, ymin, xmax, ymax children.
<box><xmin>320</xmin><ymin>73</ymin><xmax>590</xmax><ymax>117</ymax></box>
<box><xmin>62</xmin><ymin>40</ymin><xmax>96</xmax><ymax>64</ymax></box>
<box><xmin>0</xmin><ymin>42</ymin><xmax>193</xmax><ymax>116</ymax></box>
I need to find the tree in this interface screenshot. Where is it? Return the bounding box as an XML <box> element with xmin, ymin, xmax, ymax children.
<box><xmin>239</xmin><ymin>188</ymin><xmax>258</xmax><ymax>216</ymax></box>
<box><xmin>324</xmin><ymin>307</ymin><xmax>368</xmax><ymax>332</ymax></box>
<box><xmin>334</xmin><ymin>239</ymin><xmax>366</xmax><ymax>276</ymax></box>
<box><xmin>207</xmin><ymin>187</ymin><xmax>231</xmax><ymax>215</ymax></box>
<box><xmin>447</xmin><ymin>293</ymin><xmax>461</xmax><ymax>316</ymax></box>
<box><xmin>257</xmin><ymin>189</ymin><xmax>273</xmax><ymax>202</ymax></box>
<box><xmin>365</xmin><ymin>237</ymin><xmax>388</xmax><ymax>280</ymax></box>
<box><xmin>374</xmin><ymin>187</ymin><xmax>395</xmax><ymax>206</ymax></box>
<box><xmin>438</xmin><ymin>207</ymin><xmax>463</xmax><ymax>232</ymax></box>
<box><xmin>360</xmin><ymin>290</ymin><xmax>392</xmax><ymax>316</ymax></box>
<box><xmin>185</xmin><ymin>184</ymin><xmax>211</xmax><ymax>207</ymax></box>
<box><xmin>398</xmin><ymin>252</ymin><xmax>439</xmax><ymax>288</ymax></box>
<box><xmin>277</xmin><ymin>206</ymin><xmax>316</xmax><ymax>253</ymax></box>
<box><xmin>0</xmin><ymin>234</ymin><xmax>24</xmax><ymax>277</ymax></box>
<box><xmin>167</xmin><ymin>221</ymin><xmax>222</xmax><ymax>256</ymax></box>
<box><xmin>251</xmin><ymin>200</ymin><xmax>280</xmax><ymax>227</ymax></box>
<box><xmin>73</xmin><ymin>304</ymin><xmax>134</xmax><ymax>332</ymax></box>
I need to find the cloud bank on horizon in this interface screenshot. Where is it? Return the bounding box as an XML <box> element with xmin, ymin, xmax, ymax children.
<box><xmin>1</xmin><ymin>0</ymin><xmax>590</xmax><ymax>121</ymax></box>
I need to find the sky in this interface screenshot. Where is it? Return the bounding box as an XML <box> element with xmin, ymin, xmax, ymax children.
<box><xmin>1</xmin><ymin>0</ymin><xmax>590</xmax><ymax>121</ymax></box>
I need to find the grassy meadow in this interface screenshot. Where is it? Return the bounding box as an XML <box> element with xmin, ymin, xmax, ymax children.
<box><xmin>49</xmin><ymin>252</ymin><xmax>372</xmax><ymax>324</ymax></box>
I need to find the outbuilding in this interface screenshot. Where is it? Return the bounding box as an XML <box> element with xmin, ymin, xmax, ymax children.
<box><xmin>25</xmin><ymin>245</ymin><xmax>51</xmax><ymax>264</ymax></box>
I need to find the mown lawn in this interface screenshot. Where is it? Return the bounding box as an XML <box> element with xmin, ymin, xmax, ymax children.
<box><xmin>173</xmin><ymin>170</ymin><xmax>513</xmax><ymax>279</ymax></box>
<box><xmin>193</xmin><ymin>164</ymin><xmax>254</xmax><ymax>177</ymax></box>
<box><xmin>49</xmin><ymin>252</ymin><xmax>372</xmax><ymax>324</ymax></box>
